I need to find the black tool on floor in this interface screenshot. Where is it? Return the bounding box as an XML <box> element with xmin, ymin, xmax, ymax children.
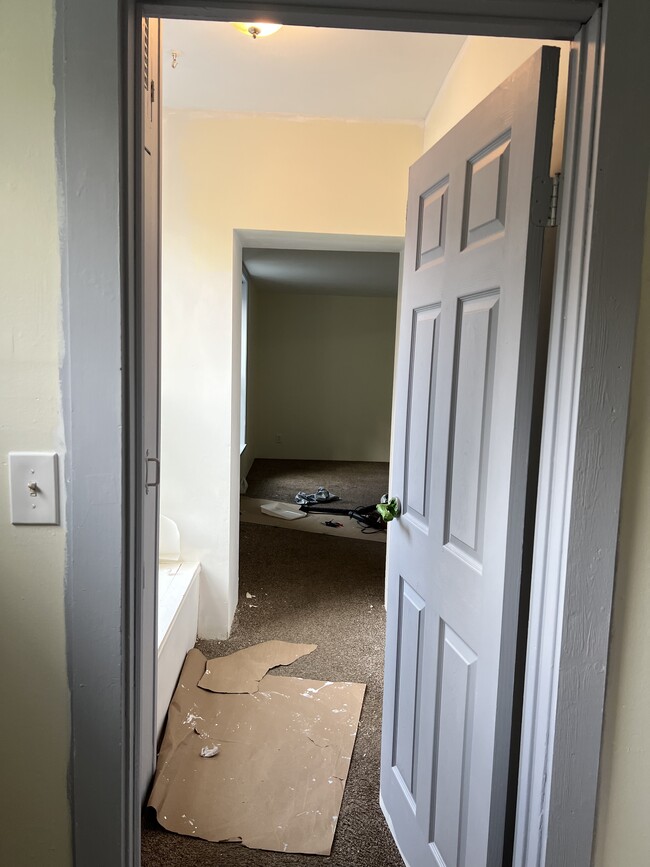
<box><xmin>300</xmin><ymin>503</ymin><xmax>387</xmax><ymax>532</ymax></box>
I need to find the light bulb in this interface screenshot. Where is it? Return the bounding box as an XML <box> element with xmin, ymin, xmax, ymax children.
<box><xmin>232</xmin><ymin>22</ymin><xmax>282</xmax><ymax>39</ymax></box>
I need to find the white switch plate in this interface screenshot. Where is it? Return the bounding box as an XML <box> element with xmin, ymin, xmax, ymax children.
<box><xmin>9</xmin><ymin>452</ymin><xmax>60</xmax><ymax>525</ymax></box>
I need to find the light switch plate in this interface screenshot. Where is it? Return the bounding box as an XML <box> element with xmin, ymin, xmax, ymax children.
<box><xmin>9</xmin><ymin>452</ymin><xmax>60</xmax><ymax>525</ymax></box>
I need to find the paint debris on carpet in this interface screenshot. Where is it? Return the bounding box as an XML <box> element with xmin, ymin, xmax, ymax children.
<box><xmin>148</xmin><ymin>641</ymin><xmax>366</xmax><ymax>856</ymax></box>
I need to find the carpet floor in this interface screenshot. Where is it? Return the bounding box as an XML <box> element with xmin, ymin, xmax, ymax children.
<box><xmin>141</xmin><ymin>522</ymin><xmax>403</xmax><ymax>867</ymax></box>
<box><xmin>244</xmin><ymin>459</ymin><xmax>390</xmax><ymax>510</ymax></box>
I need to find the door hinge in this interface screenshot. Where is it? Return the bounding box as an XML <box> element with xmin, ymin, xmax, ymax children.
<box><xmin>531</xmin><ymin>173</ymin><xmax>561</xmax><ymax>228</ymax></box>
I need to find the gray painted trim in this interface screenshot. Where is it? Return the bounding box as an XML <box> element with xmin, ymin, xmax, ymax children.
<box><xmin>515</xmin><ymin>1</ymin><xmax>650</xmax><ymax>863</ymax></box>
<box><xmin>546</xmin><ymin>1</ymin><xmax>650</xmax><ymax>863</ymax></box>
<box><xmin>145</xmin><ymin>0</ymin><xmax>597</xmax><ymax>38</ymax></box>
<box><xmin>122</xmin><ymin>2</ymin><xmax>139</xmax><ymax>863</ymax></box>
<box><xmin>513</xmin><ymin>14</ymin><xmax>603</xmax><ymax>866</ymax></box>
<box><xmin>56</xmin><ymin>0</ymin><xmax>134</xmax><ymax>864</ymax></box>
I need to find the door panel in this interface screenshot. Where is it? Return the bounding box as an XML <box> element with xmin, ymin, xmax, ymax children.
<box><xmin>430</xmin><ymin>622</ymin><xmax>477</xmax><ymax>867</ymax></box>
<box><xmin>404</xmin><ymin>304</ymin><xmax>441</xmax><ymax>523</ymax></box>
<box><xmin>446</xmin><ymin>290</ymin><xmax>499</xmax><ymax>562</ymax></box>
<box><xmin>462</xmin><ymin>134</ymin><xmax>510</xmax><ymax>249</ymax></box>
<box><xmin>381</xmin><ymin>48</ymin><xmax>559</xmax><ymax>867</ymax></box>
<box><xmin>393</xmin><ymin>578</ymin><xmax>426</xmax><ymax>801</ymax></box>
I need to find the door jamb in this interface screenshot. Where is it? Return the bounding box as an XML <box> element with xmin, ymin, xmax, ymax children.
<box><xmin>132</xmin><ymin>9</ymin><xmax>640</xmax><ymax>867</ymax></box>
<box><xmin>514</xmin><ymin>11</ymin><xmax>605</xmax><ymax>864</ymax></box>
<box><xmin>56</xmin><ymin>1</ymin><xmax>649</xmax><ymax>865</ymax></box>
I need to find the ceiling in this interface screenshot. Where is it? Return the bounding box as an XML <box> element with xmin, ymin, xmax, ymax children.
<box><xmin>161</xmin><ymin>20</ymin><xmax>465</xmax><ymax>121</ymax></box>
<box><xmin>243</xmin><ymin>248</ymin><xmax>400</xmax><ymax>297</ymax></box>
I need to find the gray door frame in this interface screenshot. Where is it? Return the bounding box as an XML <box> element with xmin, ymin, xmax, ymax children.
<box><xmin>55</xmin><ymin>1</ymin><xmax>650</xmax><ymax>866</ymax></box>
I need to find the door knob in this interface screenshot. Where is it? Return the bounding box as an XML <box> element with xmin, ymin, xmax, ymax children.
<box><xmin>376</xmin><ymin>496</ymin><xmax>401</xmax><ymax>522</ymax></box>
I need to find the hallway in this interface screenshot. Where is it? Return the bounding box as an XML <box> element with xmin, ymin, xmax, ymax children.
<box><xmin>142</xmin><ymin>521</ymin><xmax>403</xmax><ymax>866</ymax></box>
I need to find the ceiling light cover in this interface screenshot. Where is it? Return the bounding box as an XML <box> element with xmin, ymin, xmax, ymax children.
<box><xmin>232</xmin><ymin>22</ymin><xmax>282</xmax><ymax>39</ymax></box>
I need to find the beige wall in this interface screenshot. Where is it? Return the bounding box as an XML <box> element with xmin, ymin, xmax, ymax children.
<box><xmin>247</xmin><ymin>288</ymin><xmax>397</xmax><ymax>463</ymax></box>
<box><xmin>593</xmin><ymin>191</ymin><xmax>650</xmax><ymax>865</ymax></box>
<box><xmin>161</xmin><ymin>111</ymin><xmax>421</xmax><ymax>636</ymax></box>
<box><xmin>0</xmin><ymin>1</ymin><xmax>71</xmax><ymax>864</ymax></box>
<box><xmin>423</xmin><ymin>36</ymin><xmax>568</xmax><ymax>173</ymax></box>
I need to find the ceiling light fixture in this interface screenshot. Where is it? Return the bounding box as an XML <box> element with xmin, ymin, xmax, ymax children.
<box><xmin>232</xmin><ymin>21</ymin><xmax>282</xmax><ymax>39</ymax></box>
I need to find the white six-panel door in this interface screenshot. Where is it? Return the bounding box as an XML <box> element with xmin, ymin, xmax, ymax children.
<box><xmin>381</xmin><ymin>48</ymin><xmax>559</xmax><ymax>867</ymax></box>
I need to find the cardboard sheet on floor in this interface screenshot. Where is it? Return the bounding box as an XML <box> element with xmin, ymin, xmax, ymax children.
<box><xmin>198</xmin><ymin>639</ymin><xmax>316</xmax><ymax>694</ymax></box>
<box><xmin>149</xmin><ymin>646</ymin><xmax>366</xmax><ymax>855</ymax></box>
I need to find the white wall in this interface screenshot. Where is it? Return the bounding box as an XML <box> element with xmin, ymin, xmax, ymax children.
<box><xmin>161</xmin><ymin>112</ymin><xmax>422</xmax><ymax>636</ymax></box>
<box><xmin>247</xmin><ymin>288</ymin><xmax>397</xmax><ymax>463</ymax></box>
<box><xmin>0</xmin><ymin>2</ymin><xmax>71</xmax><ymax>864</ymax></box>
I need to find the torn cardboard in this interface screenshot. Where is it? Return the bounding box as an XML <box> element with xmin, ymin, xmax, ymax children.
<box><xmin>149</xmin><ymin>647</ymin><xmax>366</xmax><ymax>855</ymax></box>
<box><xmin>198</xmin><ymin>639</ymin><xmax>317</xmax><ymax>694</ymax></box>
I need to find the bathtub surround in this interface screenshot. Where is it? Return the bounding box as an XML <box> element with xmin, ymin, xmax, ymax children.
<box><xmin>157</xmin><ymin>561</ymin><xmax>201</xmax><ymax>740</ymax></box>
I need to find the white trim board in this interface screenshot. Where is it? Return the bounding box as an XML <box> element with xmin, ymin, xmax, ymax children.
<box><xmin>236</xmin><ymin>228</ymin><xmax>404</xmax><ymax>253</ymax></box>
<box><xmin>54</xmin><ymin>2</ymin><xmax>650</xmax><ymax>866</ymax></box>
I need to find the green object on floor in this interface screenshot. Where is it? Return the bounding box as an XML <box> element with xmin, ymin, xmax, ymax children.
<box><xmin>375</xmin><ymin>498</ymin><xmax>400</xmax><ymax>522</ymax></box>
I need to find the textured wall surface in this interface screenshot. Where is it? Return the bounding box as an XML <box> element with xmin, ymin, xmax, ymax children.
<box><xmin>594</xmin><ymin>190</ymin><xmax>650</xmax><ymax>866</ymax></box>
<box><xmin>0</xmin><ymin>1</ymin><xmax>71</xmax><ymax>864</ymax></box>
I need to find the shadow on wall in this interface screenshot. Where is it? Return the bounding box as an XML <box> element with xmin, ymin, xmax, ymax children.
<box><xmin>245</xmin><ymin>279</ymin><xmax>398</xmax><ymax>466</ymax></box>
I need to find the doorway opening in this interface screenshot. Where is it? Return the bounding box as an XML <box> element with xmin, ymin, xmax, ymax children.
<box><xmin>145</xmin><ymin>16</ymin><xmax>569</xmax><ymax>866</ymax></box>
<box><xmin>238</xmin><ymin>242</ymin><xmax>400</xmax><ymax>536</ymax></box>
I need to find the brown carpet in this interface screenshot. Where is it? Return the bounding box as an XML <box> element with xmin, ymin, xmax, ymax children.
<box><xmin>142</xmin><ymin>522</ymin><xmax>403</xmax><ymax>867</ymax></box>
<box><xmin>244</xmin><ymin>459</ymin><xmax>390</xmax><ymax>510</ymax></box>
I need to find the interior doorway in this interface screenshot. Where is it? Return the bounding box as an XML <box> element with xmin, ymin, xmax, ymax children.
<box><xmin>143</xmin><ymin>15</ymin><xmax>568</xmax><ymax>867</ymax></box>
<box><xmin>238</xmin><ymin>243</ymin><xmax>399</xmax><ymax>541</ymax></box>
<box><xmin>56</xmin><ymin>2</ymin><xmax>650</xmax><ymax>865</ymax></box>
<box><xmin>239</xmin><ymin>245</ymin><xmax>399</xmax><ymax>474</ymax></box>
